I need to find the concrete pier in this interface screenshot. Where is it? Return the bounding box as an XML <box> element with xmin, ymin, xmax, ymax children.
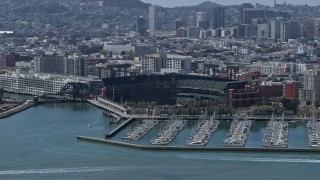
<box><xmin>0</xmin><ymin>100</ymin><xmax>35</xmax><ymax>119</ymax></box>
<box><xmin>77</xmin><ymin>136</ymin><xmax>320</xmax><ymax>153</ymax></box>
<box><xmin>105</xmin><ymin>118</ymin><xmax>134</xmax><ymax>138</ymax></box>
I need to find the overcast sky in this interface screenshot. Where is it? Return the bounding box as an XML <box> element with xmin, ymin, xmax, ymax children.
<box><xmin>140</xmin><ymin>0</ymin><xmax>319</xmax><ymax>7</ymax></box>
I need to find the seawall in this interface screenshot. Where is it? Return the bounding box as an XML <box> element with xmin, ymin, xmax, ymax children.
<box><xmin>77</xmin><ymin>136</ymin><xmax>320</xmax><ymax>153</ymax></box>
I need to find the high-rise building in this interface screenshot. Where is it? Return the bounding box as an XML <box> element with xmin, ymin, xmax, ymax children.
<box><xmin>257</xmin><ymin>24</ymin><xmax>270</xmax><ymax>40</ymax></box>
<box><xmin>149</xmin><ymin>5</ymin><xmax>162</xmax><ymax>37</ymax></box>
<box><xmin>196</xmin><ymin>12</ymin><xmax>206</xmax><ymax>27</ymax></box>
<box><xmin>270</xmin><ymin>20</ymin><xmax>281</xmax><ymax>41</ymax></box>
<box><xmin>304</xmin><ymin>18</ymin><xmax>320</xmax><ymax>40</ymax></box>
<box><xmin>34</xmin><ymin>55</ymin><xmax>65</xmax><ymax>74</ymax></box>
<box><xmin>238</xmin><ymin>24</ymin><xmax>256</xmax><ymax>37</ymax></box>
<box><xmin>212</xmin><ymin>7</ymin><xmax>226</xmax><ymax>29</ymax></box>
<box><xmin>242</xmin><ymin>8</ymin><xmax>265</xmax><ymax>25</ymax></box>
<box><xmin>136</xmin><ymin>16</ymin><xmax>147</xmax><ymax>37</ymax></box>
<box><xmin>280</xmin><ymin>21</ymin><xmax>300</xmax><ymax>42</ymax></box>
<box><xmin>240</xmin><ymin>3</ymin><xmax>254</xmax><ymax>24</ymax></box>
<box><xmin>65</xmin><ymin>58</ymin><xmax>88</xmax><ymax>77</ymax></box>
<box><xmin>172</xmin><ymin>18</ymin><xmax>184</xmax><ymax>31</ymax></box>
<box><xmin>0</xmin><ymin>53</ymin><xmax>16</xmax><ymax>69</ymax></box>
<box><xmin>299</xmin><ymin>70</ymin><xmax>320</xmax><ymax>107</ymax></box>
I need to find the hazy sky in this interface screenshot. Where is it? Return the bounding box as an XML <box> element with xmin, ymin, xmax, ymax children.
<box><xmin>140</xmin><ymin>0</ymin><xmax>319</xmax><ymax>7</ymax></box>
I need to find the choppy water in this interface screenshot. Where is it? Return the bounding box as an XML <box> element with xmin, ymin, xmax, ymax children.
<box><xmin>0</xmin><ymin>103</ymin><xmax>319</xmax><ymax>180</ymax></box>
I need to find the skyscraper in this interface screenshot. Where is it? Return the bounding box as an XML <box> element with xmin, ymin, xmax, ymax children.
<box><xmin>136</xmin><ymin>16</ymin><xmax>147</xmax><ymax>37</ymax></box>
<box><xmin>149</xmin><ymin>5</ymin><xmax>162</xmax><ymax>37</ymax></box>
<box><xmin>212</xmin><ymin>7</ymin><xmax>226</xmax><ymax>29</ymax></box>
<box><xmin>242</xmin><ymin>8</ymin><xmax>265</xmax><ymax>25</ymax></box>
<box><xmin>240</xmin><ymin>3</ymin><xmax>254</xmax><ymax>24</ymax></box>
<box><xmin>196</xmin><ymin>12</ymin><xmax>206</xmax><ymax>27</ymax></box>
<box><xmin>304</xmin><ymin>18</ymin><xmax>320</xmax><ymax>40</ymax></box>
<box><xmin>257</xmin><ymin>24</ymin><xmax>270</xmax><ymax>40</ymax></box>
<box><xmin>280</xmin><ymin>21</ymin><xmax>300</xmax><ymax>42</ymax></box>
<box><xmin>270</xmin><ymin>20</ymin><xmax>281</xmax><ymax>41</ymax></box>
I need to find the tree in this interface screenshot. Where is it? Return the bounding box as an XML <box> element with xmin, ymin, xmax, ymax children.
<box><xmin>281</xmin><ymin>98</ymin><xmax>299</xmax><ymax>114</ymax></box>
<box><xmin>306</xmin><ymin>100</ymin><xmax>312</xmax><ymax>107</ymax></box>
<box><xmin>315</xmin><ymin>100</ymin><xmax>320</xmax><ymax>108</ymax></box>
<box><xmin>100</xmin><ymin>49</ymin><xmax>108</xmax><ymax>58</ymax></box>
<box><xmin>128</xmin><ymin>50</ymin><xmax>135</xmax><ymax>60</ymax></box>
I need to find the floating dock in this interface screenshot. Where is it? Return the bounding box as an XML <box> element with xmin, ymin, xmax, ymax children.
<box><xmin>123</xmin><ymin>119</ymin><xmax>159</xmax><ymax>140</ymax></box>
<box><xmin>263</xmin><ymin>120</ymin><xmax>288</xmax><ymax>148</ymax></box>
<box><xmin>223</xmin><ymin>117</ymin><xmax>252</xmax><ymax>147</ymax></box>
<box><xmin>307</xmin><ymin>117</ymin><xmax>320</xmax><ymax>148</ymax></box>
<box><xmin>186</xmin><ymin>118</ymin><xmax>219</xmax><ymax>146</ymax></box>
<box><xmin>151</xmin><ymin>120</ymin><xmax>187</xmax><ymax>145</ymax></box>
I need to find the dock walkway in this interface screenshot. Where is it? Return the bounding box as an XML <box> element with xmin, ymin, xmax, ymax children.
<box><xmin>105</xmin><ymin>118</ymin><xmax>134</xmax><ymax>138</ymax></box>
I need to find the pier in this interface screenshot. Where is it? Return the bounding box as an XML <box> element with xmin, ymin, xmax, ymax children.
<box><xmin>88</xmin><ymin>97</ymin><xmax>129</xmax><ymax>118</ymax></box>
<box><xmin>186</xmin><ymin>117</ymin><xmax>220</xmax><ymax>146</ymax></box>
<box><xmin>0</xmin><ymin>100</ymin><xmax>35</xmax><ymax>119</ymax></box>
<box><xmin>151</xmin><ymin>119</ymin><xmax>187</xmax><ymax>145</ymax></box>
<box><xmin>307</xmin><ymin>117</ymin><xmax>320</xmax><ymax>148</ymax></box>
<box><xmin>105</xmin><ymin>118</ymin><xmax>134</xmax><ymax>138</ymax></box>
<box><xmin>123</xmin><ymin>119</ymin><xmax>159</xmax><ymax>140</ymax></box>
<box><xmin>263</xmin><ymin>115</ymin><xmax>288</xmax><ymax>148</ymax></box>
<box><xmin>223</xmin><ymin>117</ymin><xmax>252</xmax><ymax>147</ymax></box>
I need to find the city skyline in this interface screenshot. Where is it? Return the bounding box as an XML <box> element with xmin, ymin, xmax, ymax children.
<box><xmin>141</xmin><ymin>0</ymin><xmax>319</xmax><ymax>7</ymax></box>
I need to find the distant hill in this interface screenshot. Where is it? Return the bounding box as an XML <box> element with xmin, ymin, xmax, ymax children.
<box><xmin>103</xmin><ymin>0</ymin><xmax>150</xmax><ymax>9</ymax></box>
<box><xmin>172</xmin><ymin>1</ymin><xmax>223</xmax><ymax>11</ymax></box>
<box><xmin>16</xmin><ymin>2</ymin><xmax>68</xmax><ymax>14</ymax></box>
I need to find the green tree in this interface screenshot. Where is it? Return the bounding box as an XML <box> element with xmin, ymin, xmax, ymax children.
<box><xmin>128</xmin><ymin>50</ymin><xmax>135</xmax><ymax>59</ymax></box>
<box><xmin>100</xmin><ymin>49</ymin><xmax>108</xmax><ymax>58</ymax></box>
<box><xmin>281</xmin><ymin>98</ymin><xmax>300</xmax><ymax>114</ymax></box>
<box><xmin>306</xmin><ymin>100</ymin><xmax>312</xmax><ymax>107</ymax></box>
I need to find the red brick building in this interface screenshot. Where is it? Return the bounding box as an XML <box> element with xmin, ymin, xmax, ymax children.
<box><xmin>283</xmin><ymin>81</ymin><xmax>298</xmax><ymax>99</ymax></box>
<box><xmin>260</xmin><ymin>84</ymin><xmax>283</xmax><ymax>98</ymax></box>
<box><xmin>229</xmin><ymin>85</ymin><xmax>262</xmax><ymax>108</ymax></box>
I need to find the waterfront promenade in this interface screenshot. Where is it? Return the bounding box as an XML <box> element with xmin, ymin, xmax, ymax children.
<box><xmin>87</xmin><ymin>97</ymin><xmax>312</xmax><ymax>122</ymax></box>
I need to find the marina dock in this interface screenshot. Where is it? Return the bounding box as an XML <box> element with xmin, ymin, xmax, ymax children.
<box><xmin>151</xmin><ymin>119</ymin><xmax>187</xmax><ymax>145</ymax></box>
<box><xmin>307</xmin><ymin>117</ymin><xmax>320</xmax><ymax>148</ymax></box>
<box><xmin>123</xmin><ymin>119</ymin><xmax>159</xmax><ymax>140</ymax></box>
<box><xmin>263</xmin><ymin>115</ymin><xmax>288</xmax><ymax>148</ymax></box>
<box><xmin>223</xmin><ymin>117</ymin><xmax>252</xmax><ymax>147</ymax></box>
<box><xmin>186</xmin><ymin>118</ymin><xmax>220</xmax><ymax>146</ymax></box>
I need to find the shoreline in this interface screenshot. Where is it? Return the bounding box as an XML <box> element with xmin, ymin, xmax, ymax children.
<box><xmin>77</xmin><ymin>136</ymin><xmax>320</xmax><ymax>153</ymax></box>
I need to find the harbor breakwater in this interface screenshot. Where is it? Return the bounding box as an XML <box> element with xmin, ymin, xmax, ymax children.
<box><xmin>77</xmin><ymin>136</ymin><xmax>320</xmax><ymax>153</ymax></box>
<box><xmin>0</xmin><ymin>100</ymin><xmax>35</xmax><ymax>119</ymax></box>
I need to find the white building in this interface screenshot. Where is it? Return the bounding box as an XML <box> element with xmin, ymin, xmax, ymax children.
<box><xmin>0</xmin><ymin>72</ymin><xmax>100</xmax><ymax>96</ymax></box>
<box><xmin>103</xmin><ymin>43</ymin><xmax>135</xmax><ymax>56</ymax></box>
<box><xmin>161</xmin><ymin>54</ymin><xmax>192</xmax><ymax>74</ymax></box>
